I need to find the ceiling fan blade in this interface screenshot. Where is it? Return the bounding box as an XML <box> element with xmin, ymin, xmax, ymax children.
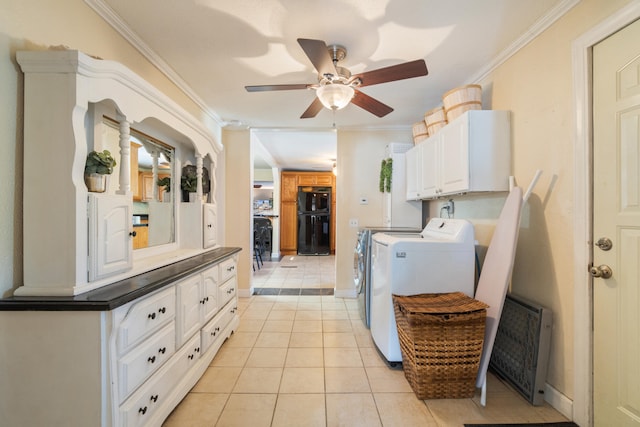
<box><xmin>245</xmin><ymin>84</ymin><xmax>312</xmax><ymax>92</ymax></box>
<box><xmin>300</xmin><ymin>97</ymin><xmax>324</xmax><ymax>119</ymax></box>
<box><xmin>353</xmin><ymin>59</ymin><xmax>428</xmax><ymax>87</ymax></box>
<box><xmin>351</xmin><ymin>89</ymin><xmax>394</xmax><ymax>117</ymax></box>
<box><xmin>297</xmin><ymin>38</ymin><xmax>337</xmax><ymax>77</ymax></box>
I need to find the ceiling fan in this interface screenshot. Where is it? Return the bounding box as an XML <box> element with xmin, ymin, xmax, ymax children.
<box><xmin>245</xmin><ymin>38</ymin><xmax>428</xmax><ymax>119</ymax></box>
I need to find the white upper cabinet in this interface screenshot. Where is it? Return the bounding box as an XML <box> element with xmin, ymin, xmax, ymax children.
<box><xmin>406</xmin><ymin>110</ymin><xmax>511</xmax><ymax>200</ymax></box>
<box><xmin>15</xmin><ymin>50</ymin><xmax>222</xmax><ymax>297</ymax></box>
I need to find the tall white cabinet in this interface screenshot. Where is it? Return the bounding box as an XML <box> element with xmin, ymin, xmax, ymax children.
<box><xmin>406</xmin><ymin>110</ymin><xmax>511</xmax><ymax>200</ymax></box>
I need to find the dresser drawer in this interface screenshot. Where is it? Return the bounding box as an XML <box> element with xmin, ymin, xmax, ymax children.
<box><xmin>219</xmin><ymin>257</ymin><xmax>237</xmax><ymax>283</ymax></box>
<box><xmin>201</xmin><ymin>299</ymin><xmax>236</xmax><ymax>353</ymax></box>
<box><xmin>218</xmin><ymin>276</ymin><xmax>237</xmax><ymax>308</ymax></box>
<box><xmin>117</xmin><ymin>287</ymin><xmax>175</xmax><ymax>356</ymax></box>
<box><xmin>118</xmin><ymin>322</ymin><xmax>176</xmax><ymax>403</ymax></box>
<box><xmin>118</xmin><ymin>334</ymin><xmax>193</xmax><ymax>427</ymax></box>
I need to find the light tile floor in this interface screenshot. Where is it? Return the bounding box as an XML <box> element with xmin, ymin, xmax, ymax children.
<box><xmin>163</xmin><ymin>256</ymin><xmax>570</xmax><ymax>426</ymax></box>
<box><xmin>252</xmin><ymin>255</ymin><xmax>336</xmax><ymax>289</ymax></box>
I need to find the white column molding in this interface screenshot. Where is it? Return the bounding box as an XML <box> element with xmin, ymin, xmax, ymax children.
<box><xmin>116</xmin><ymin>114</ymin><xmax>131</xmax><ymax>195</ymax></box>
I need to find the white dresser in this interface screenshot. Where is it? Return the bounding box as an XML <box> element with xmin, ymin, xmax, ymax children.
<box><xmin>0</xmin><ymin>248</ymin><xmax>240</xmax><ymax>427</ymax></box>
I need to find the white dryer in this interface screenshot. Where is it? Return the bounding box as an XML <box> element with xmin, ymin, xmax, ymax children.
<box><xmin>370</xmin><ymin>218</ymin><xmax>476</xmax><ymax>363</ymax></box>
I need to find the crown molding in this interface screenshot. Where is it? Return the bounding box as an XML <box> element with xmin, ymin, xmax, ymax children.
<box><xmin>84</xmin><ymin>0</ymin><xmax>225</xmax><ymax>128</ymax></box>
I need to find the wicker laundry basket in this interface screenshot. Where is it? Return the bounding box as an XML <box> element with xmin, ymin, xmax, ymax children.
<box><xmin>392</xmin><ymin>292</ymin><xmax>488</xmax><ymax>399</ymax></box>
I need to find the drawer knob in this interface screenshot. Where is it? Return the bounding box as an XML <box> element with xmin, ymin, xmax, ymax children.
<box><xmin>158</xmin><ymin>347</ymin><xmax>166</xmax><ymax>354</ymax></box>
<box><xmin>211</xmin><ymin>331</ymin><xmax>217</xmax><ymax>337</ymax></box>
<box><xmin>158</xmin><ymin>307</ymin><xmax>166</xmax><ymax>314</ymax></box>
<box><xmin>148</xmin><ymin>312</ymin><xmax>156</xmax><ymax>320</ymax></box>
<box><xmin>129</xmin><ymin>231</ymin><xmax>137</xmax><ymax>237</ymax></box>
<box><xmin>150</xmin><ymin>395</ymin><xmax>159</xmax><ymax>403</ymax></box>
<box><xmin>148</xmin><ymin>356</ymin><xmax>156</xmax><ymax>364</ymax></box>
<box><xmin>138</xmin><ymin>406</ymin><xmax>147</xmax><ymax>415</ymax></box>
<box><xmin>188</xmin><ymin>354</ymin><xmax>194</xmax><ymax>360</ymax></box>
<box><xmin>207</xmin><ymin>224</ymin><xmax>212</xmax><ymax>228</ymax></box>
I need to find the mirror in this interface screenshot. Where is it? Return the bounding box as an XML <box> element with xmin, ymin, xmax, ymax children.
<box><xmin>103</xmin><ymin>117</ymin><xmax>175</xmax><ymax>250</ymax></box>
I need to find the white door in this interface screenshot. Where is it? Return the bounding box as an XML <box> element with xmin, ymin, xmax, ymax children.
<box><xmin>592</xmin><ymin>18</ymin><xmax>640</xmax><ymax>426</ymax></box>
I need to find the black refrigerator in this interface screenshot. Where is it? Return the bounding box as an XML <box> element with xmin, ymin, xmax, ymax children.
<box><xmin>297</xmin><ymin>186</ymin><xmax>331</xmax><ymax>255</ymax></box>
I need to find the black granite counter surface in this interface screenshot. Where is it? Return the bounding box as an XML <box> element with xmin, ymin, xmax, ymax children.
<box><xmin>0</xmin><ymin>247</ymin><xmax>241</xmax><ymax>312</ymax></box>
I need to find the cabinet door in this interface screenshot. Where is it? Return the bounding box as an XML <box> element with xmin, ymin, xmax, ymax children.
<box><xmin>201</xmin><ymin>265</ymin><xmax>219</xmax><ymax>322</ymax></box>
<box><xmin>281</xmin><ymin>172</ymin><xmax>298</xmax><ymax>201</ymax></box>
<box><xmin>297</xmin><ymin>174</ymin><xmax>316</xmax><ymax>185</ymax></box>
<box><xmin>176</xmin><ymin>274</ymin><xmax>203</xmax><ymax>347</ymax></box>
<box><xmin>419</xmin><ymin>137</ymin><xmax>440</xmax><ymax>198</ymax></box>
<box><xmin>405</xmin><ymin>145</ymin><xmax>420</xmax><ymax>200</ymax></box>
<box><xmin>88</xmin><ymin>194</ymin><xmax>133</xmax><ymax>281</ymax></box>
<box><xmin>280</xmin><ymin>201</ymin><xmax>298</xmax><ymax>253</ymax></box>
<box><xmin>315</xmin><ymin>174</ymin><xmax>333</xmax><ymax>185</ymax></box>
<box><xmin>439</xmin><ymin>118</ymin><xmax>470</xmax><ymax>194</ymax></box>
<box><xmin>203</xmin><ymin>203</ymin><xmax>217</xmax><ymax>248</ymax></box>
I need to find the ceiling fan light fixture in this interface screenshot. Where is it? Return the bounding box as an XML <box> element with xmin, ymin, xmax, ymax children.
<box><xmin>316</xmin><ymin>84</ymin><xmax>354</xmax><ymax>111</ymax></box>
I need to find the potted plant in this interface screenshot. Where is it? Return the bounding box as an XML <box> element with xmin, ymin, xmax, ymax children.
<box><xmin>157</xmin><ymin>176</ymin><xmax>171</xmax><ymax>202</ymax></box>
<box><xmin>84</xmin><ymin>149</ymin><xmax>117</xmax><ymax>192</ymax></box>
<box><xmin>181</xmin><ymin>172</ymin><xmax>198</xmax><ymax>202</ymax></box>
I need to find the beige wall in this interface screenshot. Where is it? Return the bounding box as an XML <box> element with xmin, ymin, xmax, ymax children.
<box><xmin>335</xmin><ymin>130</ymin><xmax>414</xmax><ymax>295</ymax></box>
<box><xmin>223</xmin><ymin>130</ymin><xmax>253</xmax><ymax>294</ymax></box>
<box><xmin>0</xmin><ymin>0</ymin><xmax>218</xmax><ymax>297</ymax></box>
<box><xmin>428</xmin><ymin>0</ymin><xmax>634</xmax><ymax>400</ymax></box>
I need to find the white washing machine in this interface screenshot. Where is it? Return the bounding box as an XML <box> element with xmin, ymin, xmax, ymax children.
<box><xmin>370</xmin><ymin>218</ymin><xmax>476</xmax><ymax>363</ymax></box>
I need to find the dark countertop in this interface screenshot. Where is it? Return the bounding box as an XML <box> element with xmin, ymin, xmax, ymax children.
<box><xmin>0</xmin><ymin>247</ymin><xmax>241</xmax><ymax>312</ymax></box>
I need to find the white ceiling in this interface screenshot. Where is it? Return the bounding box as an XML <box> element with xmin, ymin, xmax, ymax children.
<box><xmin>94</xmin><ymin>0</ymin><xmax>569</xmax><ymax>173</ymax></box>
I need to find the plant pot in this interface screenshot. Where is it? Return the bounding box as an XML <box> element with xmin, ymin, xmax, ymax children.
<box><xmin>189</xmin><ymin>192</ymin><xmax>197</xmax><ymax>203</ymax></box>
<box><xmin>163</xmin><ymin>192</ymin><xmax>171</xmax><ymax>202</ymax></box>
<box><xmin>85</xmin><ymin>173</ymin><xmax>109</xmax><ymax>193</ymax></box>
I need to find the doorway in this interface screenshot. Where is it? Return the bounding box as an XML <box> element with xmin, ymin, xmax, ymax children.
<box><xmin>573</xmin><ymin>4</ymin><xmax>640</xmax><ymax>426</ymax></box>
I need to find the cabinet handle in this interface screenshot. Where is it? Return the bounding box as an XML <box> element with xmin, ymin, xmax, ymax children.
<box><xmin>188</xmin><ymin>354</ymin><xmax>194</xmax><ymax>360</ymax></box>
<box><xmin>158</xmin><ymin>307</ymin><xmax>166</xmax><ymax>314</ymax></box>
<box><xmin>207</xmin><ymin>224</ymin><xmax>212</xmax><ymax>228</ymax></box>
<box><xmin>138</xmin><ymin>406</ymin><xmax>147</xmax><ymax>415</ymax></box>
<box><xmin>215</xmin><ymin>327</ymin><xmax>220</xmax><ymax>332</ymax></box>
<box><xmin>211</xmin><ymin>331</ymin><xmax>217</xmax><ymax>337</ymax></box>
<box><xmin>129</xmin><ymin>231</ymin><xmax>137</xmax><ymax>237</ymax></box>
<box><xmin>150</xmin><ymin>395</ymin><xmax>159</xmax><ymax>403</ymax></box>
<box><xmin>158</xmin><ymin>347</ymin><xmax>166</xmax><ymax>354</ymax></box>
<box><xmin>148</xmin><ymin>356</ymin><xmax>156</xmax><ymax>364</ymax></box>
<box><xmin>195</xmin><ymin>347</ymin><xmax>200</xmax><ymax>353</ymax></box>
<box><xmin>148</xmin><ymin>312</ymin><xmax>156</xmax><ymax>320</ymax></box>
<box><xmin>200</xmin><ymin>299</ymin><xmax>205</xmax><ymax>305</ymax></box>
<box><xmin>227</xmin><ymin>266</ymin><xmax>234</xmax><ymax>272</ymax></box>
<box><xmin>205</xmin><ymin>296</ymin><xmax>209</xmax><ymax>302</ymax></box>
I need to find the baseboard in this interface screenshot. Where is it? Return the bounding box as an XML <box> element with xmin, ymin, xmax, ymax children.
<box><xmin>334</xmin><ymin>288</ymin><xmax>357</xmax><ymax>299</ymax></box>
<box><xmin>238</xmin><ymin>287</ymin><xmax>253</xmax><ymax>298</ymax></box>
<box><xmin>545</xmin><ymin>382</ymin><xmax>573</xmax><ymax>420</ymax></box>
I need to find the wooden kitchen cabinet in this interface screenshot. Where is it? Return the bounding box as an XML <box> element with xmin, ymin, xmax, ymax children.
<box><xmin>281</xmin><ymin>172</ymin><xmax>298</xmax><ymax>201</ymax></box>
<box><xmin>279</xmin><ymin>171</ymin><xmax>335</xmax><ymax>255</ymax></box>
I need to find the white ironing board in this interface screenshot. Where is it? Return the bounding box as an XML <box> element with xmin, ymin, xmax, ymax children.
<box><xmin>474</xmin><ymin>186</ymin><xmax>523</xmax><ymax>406</ymax></box>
